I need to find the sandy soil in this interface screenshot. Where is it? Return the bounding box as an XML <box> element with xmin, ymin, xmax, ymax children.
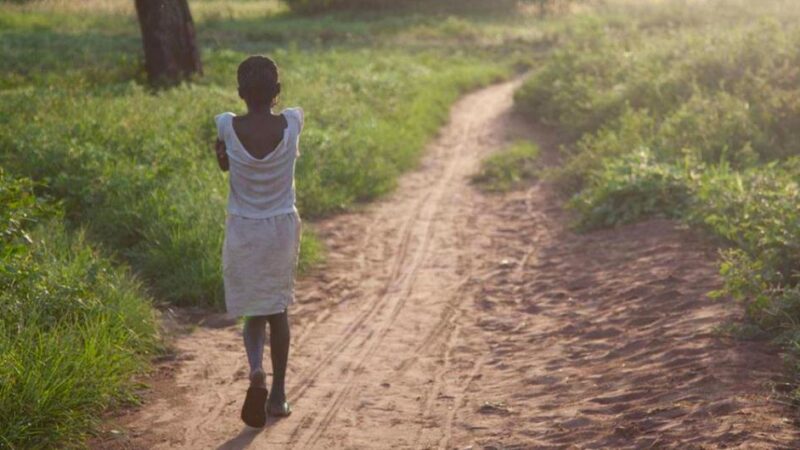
<box><xmin>96</xmin><ymin>80</ymin><xmax>799</xmax><ymax>449</ymax></box>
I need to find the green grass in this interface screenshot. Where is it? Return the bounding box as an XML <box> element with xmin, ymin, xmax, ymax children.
<box><xmin>471</xmin><ymin>141</ymin><xmax>540</xmax><ymax>192</ymax></box>
<box><xmin>0</xmin><ymin>0</ymin><xmax>552</xmax><ymax>446</ymax></box>
<box><xmin>2</xmin><ymin>48</ymin><xmax>506</xmax><ymax>307</ymax></box>
<box><xmin>281</xmin><ymin>0</ymin><xmax>527</xmax><ymax>14</ymax></box>
<box><xmin>0</xmin><ymin>3</ymin><xmax>531</xmax><ymax>309</ymax></box>
<box><xmin>0</xmin><ymin>171</ymin><xmax>160</xmax><ymax>449</ymax></box>
<box><xmin>514</xmin><ymin>0</ymin><xmax>800</xmax><ymax>394</ymax></box>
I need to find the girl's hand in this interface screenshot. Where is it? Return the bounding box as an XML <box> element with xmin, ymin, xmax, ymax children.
<box><xmin>215</xmin><ymin>138</ymin><xmax>229</xmax><ymax>172</ymax></box>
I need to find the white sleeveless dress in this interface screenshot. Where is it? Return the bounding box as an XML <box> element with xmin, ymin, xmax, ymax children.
<box><xmin>215</xmin><ymin>107</ymin><xmax>304</xmax><ymax>317</ymax></box>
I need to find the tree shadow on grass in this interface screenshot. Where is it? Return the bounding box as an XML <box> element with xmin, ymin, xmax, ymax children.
<box><xmin>197</xmin><ymin>2</ymin><xmax>545</xmax><ymax>57</ymax></box>
<box><xmin>0</xmin><ymin>29</ymin><xmax>142</xmax><ymax>89</ymax></box>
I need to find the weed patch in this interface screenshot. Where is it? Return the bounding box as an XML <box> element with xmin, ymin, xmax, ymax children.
<box><xmin>472</xmin><ymin>141</ymin><xmax>540</xmax><ymax>192</ymax></box>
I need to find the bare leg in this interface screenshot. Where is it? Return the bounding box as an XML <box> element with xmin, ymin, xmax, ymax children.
<box><xmin>267</xmin><ymin>311</ymin><xmax>290</xmax><ymax>406</ymax></box>
<box><xmin>243</xmin><ymin>315</ymin><xmax>268</xmax><ymax>387</ymax></box>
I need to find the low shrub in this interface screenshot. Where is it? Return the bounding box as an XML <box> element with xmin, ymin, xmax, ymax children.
<box><xmin>569</xmin><ymin>151</ymin><xmax>692</xmax><ymax>230</ymax></box>
<box><xmin>695</xmin><ymin>162</ymin><xmax>800</xmax><ymax>295</ymax></box>
<box><xmin>471</xmin><ymin>141</ymin><xmax>540</xmax><ymax>192</ymax></box>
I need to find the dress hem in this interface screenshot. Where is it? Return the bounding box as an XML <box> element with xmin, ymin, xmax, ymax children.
<box><xmin>226</xmin><ymin>299</ymin><xmax>293</xmax><ymax>318</ymax></box>
<box><xmin>226</xmin><ymin>206</ymin><xmax>298</xmax><ymax>220</ymax></box>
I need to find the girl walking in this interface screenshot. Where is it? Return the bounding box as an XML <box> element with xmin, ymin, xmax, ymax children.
<box><xmin>213</xmin><ymin>56</ymin><xmax>302</xmax><ymax>427</ymax></box>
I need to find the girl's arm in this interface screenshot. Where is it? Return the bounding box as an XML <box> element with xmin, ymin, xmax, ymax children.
<box><xmin>215</xmin><ymin>138</ymin><xmax>229</xmax><ymax>172</ymax></box>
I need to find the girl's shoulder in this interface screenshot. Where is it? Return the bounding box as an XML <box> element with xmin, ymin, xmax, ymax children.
<box><xmin>282</xmin><ymin>107</ymin><xmax>304</xmax><ymax>132</ymax></box>
<box><xmin>214</xmin><ymin>112</ymin><xmax>236</xmax><ymax>139</ymax></box>
<box><xmin>215</xmin><ymin>111</ymin><xmax>236</xmax><ymax>121</ymax></box>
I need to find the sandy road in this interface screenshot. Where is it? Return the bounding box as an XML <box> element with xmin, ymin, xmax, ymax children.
<box><xmin>101</xmin><ymin>79</ymin><xmax>799</xmax><ymax>449</ymax></box>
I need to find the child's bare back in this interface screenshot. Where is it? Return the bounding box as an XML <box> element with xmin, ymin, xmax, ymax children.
<box><xmin>232</xmin><ymin>112</ymin><xmax>288</xmax><ymax>160</ymax></box>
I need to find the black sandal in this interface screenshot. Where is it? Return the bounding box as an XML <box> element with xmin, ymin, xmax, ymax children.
<box><xmin>241</xmin><ymin>386</ymin><xmax>269</xmax><ymax>427</ymax></box>
<box><xmin>268</xmin><ymin>400</ymin><xmax>292</xmax><ymax>417</ymax></box>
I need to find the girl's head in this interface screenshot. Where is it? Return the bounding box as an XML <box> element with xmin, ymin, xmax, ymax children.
<box><xmin>237</xmin><ymin>55</ymin><xmax>281</xmax><ymax>108</ymax></box>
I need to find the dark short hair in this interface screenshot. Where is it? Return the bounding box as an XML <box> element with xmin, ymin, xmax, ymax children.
<box><xmin>237</xmin><ymin>56</ymin><xmax>280</xmax><ymax>106</ymax></box>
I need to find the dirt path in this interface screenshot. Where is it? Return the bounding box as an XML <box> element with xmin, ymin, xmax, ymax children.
<box><xmin>101</xmin><ymin>80</ymin><xmax>799</xmax><ymax>449</ymax></box>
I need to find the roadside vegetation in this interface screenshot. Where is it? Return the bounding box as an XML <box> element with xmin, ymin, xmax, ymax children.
<box><xmin>515</xmin><ymin>0</ymin><xmax>800</xmax><ymax>391</ymax></box>
<box><xmin>472</xmin><ymin>141</ymin><xmax>540</xmax><ymax>192</ymax></box>
<box><xmin>0</xmin><ymin>0</ymin><xmax>551</xmax><ymax>446</ymax></box>
<box><xmin>0</xmin><ymin>171</ymin><xmax>159</xmax><ymax>448</ymax></box>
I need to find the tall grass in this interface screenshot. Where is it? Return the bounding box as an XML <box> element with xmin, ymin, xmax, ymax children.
<box><xmin>0</xmin><ymin>4</ymin><xmax>516</xmax><ymax>308</ymax></box>
<box><xmin>0</xmin><ymin>50</ymin><xmax>503</xmax><ymax>307</ymax></box>
<box><xmin>0</xmin><ymin>171</ymin><xmax>159</xmax><ymax>448</ymax></box>
<box><xmin>515</xmin><ymin>0</ymin><xmax>800</xmax><ymax>388</ymax></box>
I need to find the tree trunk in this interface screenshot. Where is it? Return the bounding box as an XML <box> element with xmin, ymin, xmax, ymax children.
<box><xmin>134</xmin><ymin>0</ymin><xmax>202</xmax><ymax>85</ymax></box>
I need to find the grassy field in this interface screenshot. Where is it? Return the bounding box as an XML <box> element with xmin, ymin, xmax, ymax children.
<box><xmin>515</xmin><ymin>0</ymin><xmax>800</xmax><ymax>392</ymax></box>
<box><xmin>0</xmin><ymin>0</ymin><xmax>550</xmax><ymax>446</ymax></box>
